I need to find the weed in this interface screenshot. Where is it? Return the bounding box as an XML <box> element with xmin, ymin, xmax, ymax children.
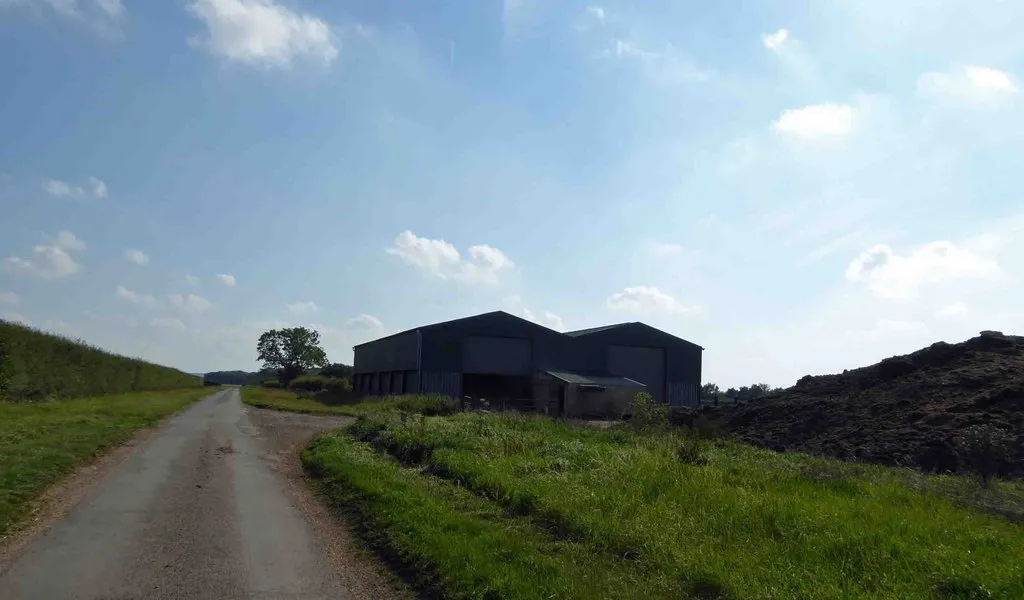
<box><xmin>629</xmin><ymin>391</ymin><xmax>669</xmax><ymax>430</ymax></box>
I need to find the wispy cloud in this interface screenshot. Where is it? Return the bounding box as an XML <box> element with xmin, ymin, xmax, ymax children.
<box><xmin>123</xmin><ymin>248</ymin><xmax>149</xmax><ymax>265</ymax></box>
<box><xmin>216</xmin><ymin>273</ymin><xmax>236</xmax><ymax>286</ymax></box>
<box><xmin>4</xmin><ymin>230</ymin><xmax>85</xmax><ymax>279</ymax></box>
<box><xmin>186</xmin><ymin>0</ymin><xmax>338</xmax><ymax>68</ymax></box>
<box><xmin>116</xmin><ymin>284</ymin><xmax>158</xmax><ymax>308</ymax></box>
<box><xmin>286</xmin><ymin>300</ymin><xmax>317</xmax><ymax>314</ymax></box>
<box><xmin>762</xmin><ymin>28</ymin><xmax>789</xmax><ymax>53</ymax></box>
<box><xmin>918</xmin><ymin>65</ymin><xmax>1018</xmax><ymax>107</ymax></box>
<box><xmin>185</xmin><ymin>273</ymin><xmax>201</xmax><ymax>286</ymax></box>
<box><xmin>42</xmin><ymin>176</ymin><xmax>107</xmax><ymax>199</ymax></box>
<box><xmin>845</xmin><ymin>241</ymin><xmax>999</xmax><ymax>300</ymax></box>
<box><xmin>345</xmin><ymin>313</ymin><xmax>383</xmax><ymax>330</ymax></box>
<box><xmin>150</xmin><ymin>317</ymin><xmax>186</xmax><ymax>331</ymax></box>
<box><xmin>606</xmin><ymin>286</ymin><xmax>699</xmax><ymax>316</ymax></box>
<box><xmin>0</xmin><ymin>292</ymin><xmax>18</xmax><ymax>305</ymax></box>
<box><xmin>169</xmin><ymin>293</ymin><xmax>213</xmax><ymax>314</ymax></box>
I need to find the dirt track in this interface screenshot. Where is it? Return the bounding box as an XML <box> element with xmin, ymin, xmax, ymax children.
<box><xmin>0</xmin><ymin>389</ymin><xmax>406</xmax><ymax>600</ymax></box>
<box><xmin>692</xmin><ymin>331</ymin><xmax>1024</xmax><ymax>476</ymax></box>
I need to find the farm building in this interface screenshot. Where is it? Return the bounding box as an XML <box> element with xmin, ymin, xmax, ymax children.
<box><xmin>351</xmin><ymin>311</ymin><xmax>703</xmax><ymax>416</ymax></box>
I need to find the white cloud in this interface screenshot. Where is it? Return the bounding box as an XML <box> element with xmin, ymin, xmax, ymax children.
<box><xmin>150</xmin><ymin>317</ymin><xmax>186</xmax><ymax>331</ymax></box>
<box><xmin>286</xmin><ymin>300</ymin><xmax>318</xmax><ymax>314</ymax></box>
<box><xmin>387</xmin><ymin>230</ymin><xmax>515</xmax><ymax>285</ymax></box>
<box><xmin>773</xmin><ymin>103</ymin><xmax>854</xmax><ymax>140</ymax></box>
<box><xmin>3</xmin><ymin>0</ymin><xmax>123</xmax><ymax>21</ymax></box>
<box><xmin>169</xmin><ymin>293</ymin><xmax>213</xmax><ymax>314</ymax></box>
<box><xmin>216</xmin><ymin>273</ymin><xmax>236</xmax><ymax>286</ymax></box>
<box><xmin>845</xmin><ymin>241</ymin><xmax>999</xmax><ymax>300</ymax></box>
<box><xmin>2</xmin><ymin>313</ymin><xmax>30</xmax><ymax>325</ymax></box>
<box><xmin>345</xmin><ymin>313</ymin><xmax>383</xmax><ymax>330</ymax></box>
<box><xmin>116</xmin><ymin>285</ymin><xmax>158</xmax><ymax>308</ymax></box>
<box><xmin>936</xmin><ymin>301</ymin><xmax>968</xmax><ymax>318</ymax></box>
<box><xmin>41</xmin><ymin>177</ymin><xmax>106</xmax><ymax>199</ymax></box>
<box><xmin>185</xmin><ymin>273</ymin><xmax>201</xmax><ymax>286</ymax></box>
<box><xmin>93</xmin><ymin>0</ymin><xmax>122</xmax><ymax>18</ymax></box>
<box><xmin>123</xmin><ymin>248</ymin><xmax>149</xmax><ymax>265</ymax></box>
<box><xmin>600</xmin><ymin>39</ymin><xmax>709</xmax><ymax>84</ymax></box>
<box><xmin>586</xmin><ymin>5</ymin><xmax>605</xmax><ymax>22</ymax></box>
<box><xmin>42</xmin><ymin>179</ymin><xmax>84</xmax><ymax>198</ymax></box>
<box><xmin>88</xmin><ymin>176</ymin><xmax>107</xmax><ymax>198</ymax></box>
<box><xmin>762</xmin><ymin>28</ymin><xmax>789</xmax><ymax>53</ymax></box>
<box><xmin>918</xmin><ymin>65</ymin><xmax>1018</xmax><ymax>107</ymax></box>
<box><xmin>186</xmin><ymin>0</ymin><xmax>338</xmax><ymax>68</ymax></box>
<box><xmin>606</xmin><ymin>286</ymin><xmax>699</xmax><ymax>316</ymax></box>
<box><xmin>0</xmin><ymin>292</ymin><xmax>18</xmax><ymax>305</ymax></box>
<box><xmin>522</xmin><ymin>307</ymin><xmax>564</xmax><ymax>331</ymax></box>
<box><xmin>53</xmin><ymin>230</ymin><xmax>86</xmax><ymax>251</ymax></box>
<box><xmin>4</xmin><ymin>231</ymin><xmax>84</xmax><ymax>280</ymax></box>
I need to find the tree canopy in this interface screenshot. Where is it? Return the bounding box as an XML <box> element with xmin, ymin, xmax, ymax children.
<box><xmin>256</xmin><ymin>327</ymin><xmax>328</xmax><ymax>386</ymax></box>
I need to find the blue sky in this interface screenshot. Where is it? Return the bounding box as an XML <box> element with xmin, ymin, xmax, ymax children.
<box><xmin>2</xmin><ymin>0</ymin><xmax>1023</xmax><ymax>387</ymax></box>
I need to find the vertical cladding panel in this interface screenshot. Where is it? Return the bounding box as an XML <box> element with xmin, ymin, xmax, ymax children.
<box><xmin>462</xmin><ymin>336</ymin><xmax>531</xmax><ymax>374</ymax></box>
<box><xmin>403</xmin><ymin>370</ymin><xmax>417</xmax><ymax>394</ymax></box>
<box><xmin>420</xmin><ymin>371</ymin><xmax>462</xmax><ymax>398</ymax></box>
<box><xmin>668</xmin><ymin>381</ymin><xmax>699</xmax><ymax>406</ymax></box>
<box><xmin>392</xmin><ymin>371</ymin><xmax>403</xmax><ymax>394</ymax></box>
<box><xmin>607</xmin><ymin>345</ymin><xmax>666</xmax><ymax>403</ymax></box>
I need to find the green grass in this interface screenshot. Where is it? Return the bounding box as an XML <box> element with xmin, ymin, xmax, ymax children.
<box><xmin>0</xmin><ymin>388</ymin><xmax>212</xmax><ymax>536</ymax></box>
<box><xmin>306</xmin><ymin>412</ymin><xmax>1024</xmax><ymax>600</ymax></box>
<box><xmin>241</xmin><ymin>386</ymin><xmax>459</xmax><ymax>417</ymax></box>
<box><xmin>0</xmin><ymin>319</ymin><xmax>202</xmax><ymax>401</ymax></box>
<box><xmin>302</xmin><ymin>433</ymin><xmax>671</xmax><ymax>599</ymax></box>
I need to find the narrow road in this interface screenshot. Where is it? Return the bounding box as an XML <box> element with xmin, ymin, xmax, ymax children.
<box><xmin>0</xmin><ymin>389</ymin><xmax>347</xmax><ymax>600</ymax></box>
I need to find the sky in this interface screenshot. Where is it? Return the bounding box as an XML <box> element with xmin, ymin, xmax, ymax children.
<box><xmin>1</xmin><ymin>0</ymin><xmax>1023</xmax><ymax>387</ymax></box>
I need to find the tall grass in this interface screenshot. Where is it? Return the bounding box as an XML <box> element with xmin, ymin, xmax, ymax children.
<box><xmin>0</xmin><ymin>320</ymin><xmax>201</xmax><ymax>401</ymax></box>
<box><xmin>0</xmin><ymin>388</ymin><xmax>212</xmax><ymax>536</ymax></box>
<box><xmin>241</xmin><ymin>387</ymin><xmax>459</xmax><ymax>417</ymax></box>
<box><xmin>334</xmin><ymin>412</ymin><xmax>1024</xmax><ymax>599</ymax></box>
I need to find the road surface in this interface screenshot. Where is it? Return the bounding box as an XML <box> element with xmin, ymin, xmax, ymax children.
<box><xmin>0</xmin><ymin>389</ymin><xmax>348</xmax><ymax>600</ymax></box>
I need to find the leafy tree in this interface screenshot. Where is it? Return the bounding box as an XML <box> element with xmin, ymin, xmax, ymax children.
<box><xmin>319</xmin><ymin>362</ymin><xmax>353</xmax><ymax>379</ymax></box>
<box><xmin>750</xmin><ymin>383</ymin><xmax>775</xmax><ymax>398</ymax></box>
<box><xmin>700</xmin><ymin>382</ymin><xmax>720</xmax><ymax>400</ymax></box>
<box><xmin>256</xmin><ymin>327</ymin><xmax>328</xmax><ymax>387</ymax></box>
<box><xmin>724</xmin><ymin>387</ymin><xmax>738</xmax><ymax>400</ymax></box>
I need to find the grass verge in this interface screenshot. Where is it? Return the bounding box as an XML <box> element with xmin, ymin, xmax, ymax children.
<box><xmin>0</xmin><ymin>387</ymin><xmax>212</xmax><ymax>536</ymax></box>
<box><xmin>303</xmin><ymin>432</ymin><xmax>679</xmax><ymax>599</ymax></box>
<box><xmin>332</xmin><ymin>412</ymin><xmax>1024</xmax><ymax>600</ymax></box>
<box><xmin>241</xmin><ymin>387</ymin><xmax>458</xmax><ymax>417</ymax></box>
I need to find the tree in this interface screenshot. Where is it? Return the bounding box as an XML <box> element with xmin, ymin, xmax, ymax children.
<box><xmin>700</xmin><ymin>383</ymin><xmax>721</xmax><ymax>406</ymax></box>
<box><xmin>319</xmin><ymin>362</ymin><xmax>353</xmax><ymax>379</ymax></box>
<box><xmin>750</xmin><ymin>383</ymin><xmax>775</xmax><ymax>398</ymax></box>
<box><xmin>724</xmin><ymin>387</ymin><xmax>738</xmax><ymax>401</ymax></box>
<box><xmin>256</xmin><ymin>327</ymin><xmax>328</xmax><ymax>387</ymax></box>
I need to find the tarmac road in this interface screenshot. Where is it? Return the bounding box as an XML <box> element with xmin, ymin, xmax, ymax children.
<box><xmin>0</xmin><ymin>389</ymin><xmax>347</xmax><ymax>600</ymax></box>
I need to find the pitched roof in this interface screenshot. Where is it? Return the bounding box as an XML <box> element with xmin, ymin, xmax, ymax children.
<box><xmin>563</xmin><ymin>323</ymin><xmax>633</xmax><ymax>337</ymax></box>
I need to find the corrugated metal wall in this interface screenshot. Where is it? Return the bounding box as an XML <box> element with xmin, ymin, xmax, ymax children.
<box><xmin>607</xmin><ymin>345</ymin><xmax>666</xmax><ymax>402</ymax></box>
<box><xmin>353</xmin><ymin>331</ymin><xmax>418</xmax><ymax>373</ymax></box>
<box><xmin>668</xmin><ymin>381</ymin><xmax>699</xmax><ymax>406</ymax></box>
<box><xmin>420</xmin><ymin>371</ymin><xmax>461</xmax><ymax>397</ymax></box>
<box><xmin>462</xmin><ymin>336</ymin><xmax>531</xmax><ymax>374</ymax></box>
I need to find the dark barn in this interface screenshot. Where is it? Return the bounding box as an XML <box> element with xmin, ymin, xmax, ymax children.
<box><xmin>352</xmin><ymin>311</ymin><xmax>703</xmax><ymax>416</ymax></box>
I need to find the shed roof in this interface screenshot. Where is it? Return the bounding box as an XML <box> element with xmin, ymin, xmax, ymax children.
<box><xmin>352</xmin><ymin>310</ymin><xmax>559</xmax><ymax>349</ymax></box>
<box><xmin>565</xmin><ymin>321</ymin><xmax>704</xmax><ymax>350</ymax></box>
<box><xmin>545</xmin><ymin>370</ymin><xmax>646</xmax><ymax>387</ymax></box>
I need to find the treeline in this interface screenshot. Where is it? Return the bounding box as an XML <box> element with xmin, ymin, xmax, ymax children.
<box><xmin>204</xmin><ymin>363</ymin><xmax>353</xmax><ymax>386</ymax></box>
<box><xmin>0</xmin><ymin>319</ymin><xmax>202</xmax><ymax>401</ymax></box>
<box><xmin>701</xmin><ymin>382</ymin><xmax>780</xmax><ymax>405</ymax></box>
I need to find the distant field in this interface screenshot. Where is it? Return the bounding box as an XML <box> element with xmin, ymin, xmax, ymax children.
<box><xmin>305</xmin><ymin>412</ymin><xmax>1024</xmax><ymax>600</ymax></box>
<box><xmin>0</xmin><ymin>388</ymin><xmax>212</xmax><ymax>537</ymax></box>
<box><xmin>0</xmin><ymin>320</ymin><xmax>202</xmax><ymax>401</ymax></box>
<box><xmin>241</xmin><ymin>387</ymin><xmax>458</xmax><ymax>417</ymax></box>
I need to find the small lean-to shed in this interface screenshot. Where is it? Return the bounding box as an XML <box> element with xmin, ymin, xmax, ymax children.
<box><xmin>539</xmin><ymin>371</ymin><xmax>647</xmax><ymax>418</ymax></box>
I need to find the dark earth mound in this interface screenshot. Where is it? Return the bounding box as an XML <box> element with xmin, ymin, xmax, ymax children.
<box><xmin>688</xmin><ymin>331</ymin><xmax>1024</xmax><ymax>477</ymax></box>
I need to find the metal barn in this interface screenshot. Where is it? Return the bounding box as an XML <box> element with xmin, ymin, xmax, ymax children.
<box><xmin>351</xmin><ymin>311</ymin><xmax>703</xmax><ymax>414</ymax></box>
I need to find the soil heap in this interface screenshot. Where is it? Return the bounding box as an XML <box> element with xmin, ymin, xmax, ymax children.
<box><xmin>702</xmin><ymin>330</ymin><xmax>1024</xmax><ymax>476</ymax></box>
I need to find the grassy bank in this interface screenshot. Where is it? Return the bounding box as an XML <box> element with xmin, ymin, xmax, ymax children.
<box><xmin>0</xmin><ymin>320</ymin><xmax>202</xmax><ymax>401</ymax></box>
<box><xmin>306</xmin><ymin>412</ymin><xmax>1024</xmax><ymax>600</ymax></box>
<box><xmin>0</xmin><ymin>388</ymin><xmax>212</xmax><ymax>536</ymax></box>
<box><xmin>241</xmin><ymin>387</ymin><xmax>458</xmax><ymax>417</ymax></box>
